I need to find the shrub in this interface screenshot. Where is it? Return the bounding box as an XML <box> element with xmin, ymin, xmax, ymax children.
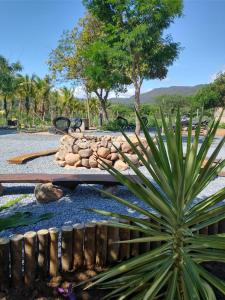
<box><xmin>86</xmin><ymin>109</ymin><xmax>225</xmax><ymax>299</ymax></box>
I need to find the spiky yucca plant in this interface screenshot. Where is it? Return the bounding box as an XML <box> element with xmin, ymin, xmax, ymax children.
<box><xmin>87</xmin><ymin>110</ymin><xmax>225</xmax><ymax>299</ymax></box>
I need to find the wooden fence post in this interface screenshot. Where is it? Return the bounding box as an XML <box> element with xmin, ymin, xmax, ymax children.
<box><xmin>61</xmin><ymin>225</ymin><xmax>73</xmax><ymax>272</ymax></box>
<box><xmin>73</xmin><ymin>224</ymin><xmax>84</xmax><ymax>270</ymax></box>
<box><xmin>218</xmin><ymin>219</ymin><xmax>225</xmax><ymax>233</ymax></box>
<box><xmin>96</xmin><ymin>221</ymin><xmax>108</xmax><ymax>269</ymax></box>
<box><xmin>107</xmin><ymin>224</ymin><xmax>120</xmax><ymax>264</ymax></box>
<box><xmin>84</xmin><ymin>223</ymin><xmax>96</xmax><ymax>269</ymax></box>
<box><xmin>139</xmin><ymin>218</ymin><xmax>150</xmax><ymax>253</ymax></box>
<box><xmin>208</xmin><ymin>223</ymin><xmax>218</xmax><ymax>235</ymax></box>
<box><xmin>119</xmin><ymin>220</ymin><xmax>130</xmax><ymax>261</ymax></box>
<box><xmin>37</xmin><ymin>229</ymin><xmax>49</xmax><ymax>277</ymax></box>
<box><xmin>130</xmin><ymin>224</ymin><xmax>140</xmax><ymax>257</ymax></box>
<box><xmin>0</xmin><ymin>237</ymin><xmax>10</xmax><ymax>290</ymax></box>
<box><xmin>24</xmin><ymin>231</ymin><xmax>37</xmax><ymax>287</ymax></box>
<box><xmin>199</xmin><ymin>226</ymin><xmax>208</xmax><ymax>235</ymax></box>
<box><xmin>49</xmin><ymin>227</ymin><xmax>59</xmax><ymax>277</ymax></box>
<box><xmin>10</xmin><ymin>234</ymin><xmax>23</xmax><ymax>288</ymax></box>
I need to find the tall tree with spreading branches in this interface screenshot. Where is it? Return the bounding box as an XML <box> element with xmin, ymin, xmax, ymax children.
<box><xmin>83</xmin><ymin>0</ymin><xmax>183</xmax><ymax>133</ymax></box>
<box><xmin>48</xmin><ymin>14</ymin><xmax>129</xmax><ymax>122</ymax></box>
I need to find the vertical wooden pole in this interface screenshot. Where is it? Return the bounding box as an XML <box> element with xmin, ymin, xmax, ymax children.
<box><xmin>96</xmin><ymin>221</ymin><xmax>108</xmax><ymax>269</ymax></box>
<box><xmin>130</xmin><ymin>226</ymin><xmax>140</xmax><ymax>257</ymax></box>
<box><xmin>84</xmin><ymin>223</ymin><xmax>96</xmax><ymax>270</ymax></box>
<box><xmin>107</xmin><ymin>225</ymin><xmax>120</xmax><ymax>264</ymax></box>
<box><xmin>139</xmin><ymin>218</ymin><xmax>151</xmax><ymax>253</ymax></box>
<box><xmin>218</xmin><ymin>219</ymin><xmax>225</xmax><ymax>233</ymax></box>
<box><xmin>61</xmin><ymin>225</ymin><xmax>73</xmax><ymax>272</ymax></box>
<box><xmin>10</xmin><ymin>234</ymin><xmax>23</xmax><ymax>288</ymax></box>
<box><xmin>119</xmin><ymin>220</ymin><xmax>130</xmax><ymax>261</ymax></box>
<box><xmin>208</xmin><ymin>223</ymin><xmax>218</xmax><ymax>235</ymax></box>
<box><xmin>0</xmin><ymin>237</ymin><xmax>10</xmax><ymax>290</ymax></box>
<box><xmin>37</xmin><ymin>229</ymin><xmax>49</xmax><ymax>277</ymax></box>
<box><xmin>73</xmin><ymin>224</ymin><xmax>84</xmax><ymax>270</ymax></box>
<box><xmin>199</xmin><ymin>226</ymin><xmax>208</xmax><ymax>235</ymax></box>
<box><xmin>24</xmin><ymin>231</ymin><xmax>37</xmax><ymax>287</ymax></box>
<box><xmin>49</xmin><ymin>227</ymin><xmax>59</xmax><ymax>277</ymax></box>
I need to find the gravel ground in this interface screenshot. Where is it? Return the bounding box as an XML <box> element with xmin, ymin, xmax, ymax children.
<box><xmin>0</xmin><ymin>129</ymin><xmax>225</xmax><ymax>238</ymax></box>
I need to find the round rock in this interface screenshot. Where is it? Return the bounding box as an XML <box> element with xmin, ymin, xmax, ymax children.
<box><xmin>97</xmin><ymin>147</ymin><xmax>110</xmax><ymax>158</ymax></box>
<box><xmin>35</xmin><ymin>183</ymin><xmax>64</xmax><ymax>204</ymax></box>
<box><xmin>65</xmin><ymin>153</ymin><xmax>80</xmax><ymax>165</ymax></box>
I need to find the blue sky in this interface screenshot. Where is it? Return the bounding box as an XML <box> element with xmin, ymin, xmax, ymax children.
<box><xmin>0</xmin><ymin>0</ymin><xmax>225</xmax><ymax>97</ymax></box>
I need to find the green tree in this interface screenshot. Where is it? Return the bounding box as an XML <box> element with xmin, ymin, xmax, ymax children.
<box><xmin>83</xmin><ymin>0</ymin><xmax>183</xmax><ymax>134</ymax></box>
<box><xmin>48</xmin><ymin>14</ymin><xmax>128</xmax><ymax>122</ymax></box>
<box><xmin>213</xmin><ymin>71</ymin><xmax>225</xmax><ymax>105</ymax></box>
<box><xmin>17</xmin><ymin>74</ymin><xmax>37</xmax><ymax>119</ymax></box>
<box><xmin>59</xmin><ymin>86</ymin><xmax>76</xmax><ymax>117</ymax></box>
<box><xmin>35</xmin><ymin>75</ymin><xmax>52</xmax><ymax>121</ymax></box>
<box><xmin>192</xmin><ymin>85</ymin><xmax>220</xmax><ymax>109</ymax></box>
<box><xmin>156</xmin><ymin>94</ymin><xmax>192</xmax><ymax>113</ymax></box>
<box><xmin>0</xmin><ymin>55</ymin><xmax>22</xmax><ymax>122</ymax></box>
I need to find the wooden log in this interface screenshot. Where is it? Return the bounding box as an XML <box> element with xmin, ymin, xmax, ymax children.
<box><xmin>218</xmin><ymin>219</ymin><xmax>225</xmax><ymax>233</ymax></box>
<box><xmin>7</xmin><ymin>148</ymin><xmax>58</xmax><ymax>164</ymax></box>
<box><xmin>139</xmin><ymin>218</ymin><xmax>150</xmax><ymax>253</ymax></box>
<box><xmin>119</xmin><ymin>220</ymin><xmax>130</xmax><ymax>261</ymax></box>
<box><xmin>199</xmin><ymin>226</ymin><xmax>208</xmax><ymax>235</ymax></box>
<box><xmin>130</xmin><ymin>227</ymin><xmax>140</xmax><ymax>257</ymax></box>
<box><xmin>107</xmin><ymin>225</ymin><xmax>120</xmax><ymax>264</ymax></box>
<box><xmin>0</xmin><ymin>237</ymin><xmax>10</xmax><ymax>290</ymax></box>
<box><xmin>73</xmin><ymin>224</ymin><xmax>84</xmax><ymax>270</ymax></box>
<box><xmin>61</xmin><ymin>225</ymin><xmax>73</xmax><ymax>272</ymax></box>
<box><xmin>208</xmin><ymin>223</ymin><xmax>218</xmax><ymax>235</ymax></box>
<box><xmin>49</xmin><ymin>228</ymin><xmax>59</xmax><ymax>277</ymax></box>
<box><xmin>10</xmin><ymin>234</ymin><xmax>23</xmax><ymax>288</ymax></box>
<box><xmin>37</xmin><ymin>229</ymin><xmax>49</xmax><ymax>277</ymax></box>
<box><xmin>24</xmin><ymin>231</ymin><xmax>37</xmax><ymax>287</ymax></box>
<box><xmin>84</xmin><ymin>223</ymin><xmax>96</xmax><ymax>270</ymax></box>
<box><xmin>96</xmin><ymin>221</ymin><xmax>108</xmax><ymax>269</ymax></box>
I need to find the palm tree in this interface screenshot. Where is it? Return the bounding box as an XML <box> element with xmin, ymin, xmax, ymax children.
<box><xmin>59</xmin><ymin>86</ymin><xmax>76</xmax><ymax>117</ymax></box>
<box><xmin>0</xmin><ymin>55</ymin><xmax>22</xmax><ymax>123</ymax></box>
<box><xmin>17</xmin><ymin>74</ymin><xmax>37</xmax><ymax>121</ymax></box>
<box><xmin>35</xmin><ymin>76</ymin><xmax>52</xmax><ymax>121</ymax></box>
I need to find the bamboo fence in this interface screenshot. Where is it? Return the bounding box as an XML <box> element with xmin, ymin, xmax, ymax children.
<box><xmin>0</xmin><ymin>218</ymin><xmax>225</xmax><ymax>291</ymax></box>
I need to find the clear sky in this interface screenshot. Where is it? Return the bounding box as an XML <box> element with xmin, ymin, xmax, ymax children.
<box><xmin>0</xmin><ymin>0</ymin><xmax>225</xmax><ymax>97</ymax></box>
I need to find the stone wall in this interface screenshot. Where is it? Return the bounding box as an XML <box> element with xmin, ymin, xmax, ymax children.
<box><xmin>55</xmin><ymin>133</ymin><xmax>148</xmax><ymax>171</ymax></box>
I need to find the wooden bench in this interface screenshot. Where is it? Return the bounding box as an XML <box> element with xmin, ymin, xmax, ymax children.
<box><xmin>0</xmin><ymin>173</ymin><xmax>139</xmax><ymax>187</ymax></box>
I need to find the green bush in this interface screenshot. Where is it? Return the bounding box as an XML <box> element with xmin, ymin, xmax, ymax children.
<box><xmin>86</xmin><ymin>110</ymin><xmax>225</xmax><ymax>299</ymax></box>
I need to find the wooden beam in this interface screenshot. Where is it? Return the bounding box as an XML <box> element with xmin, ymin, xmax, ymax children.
<box><xmin>0</xmin><ymin>173</ymin><xmax>139</xmax><ymax>185</ymax></box>
<box><xmin>7</xmin><ymin>148</ymin><xmax>58</xmax><ymax>164</ymax></box>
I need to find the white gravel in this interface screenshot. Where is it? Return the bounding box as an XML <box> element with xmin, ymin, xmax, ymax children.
<box><xmin>0</xmin><ymin>129</ymin><xmax>225</xmax><ymax>238</ymax></box>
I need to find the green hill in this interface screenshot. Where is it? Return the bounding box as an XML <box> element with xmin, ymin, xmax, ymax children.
<box><xmin>110</xmin><ymin>84</ymin><xmax>205</xmax><ymax>104</ymax></box>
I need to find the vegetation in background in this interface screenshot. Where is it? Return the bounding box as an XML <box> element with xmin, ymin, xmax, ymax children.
<box><xmin>192</xmin><ymin>72</ymin><xmax>225</xmax><ymax>109</ymax></box>
<box><xmin>0</xmin><ymin>55</ymin><xmax>22</xmax><ymax>122</ymax></box>
<box><xmin>48</xmin><ymin>14</ymin><xmax>129</xmax><ymax>122</ymax></box>
<box><xmin>85</xmin><ymin>110</ymin><xmax>225</xmax><ymax>299</ymax></box>
<box><xmin>83</xmin><ymin>0</ymin><xmax>183</xmax><ymax>134</ymax></box>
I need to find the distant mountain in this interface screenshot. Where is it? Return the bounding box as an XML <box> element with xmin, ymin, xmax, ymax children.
<box><xmin>110</xmin><ymin>84</ymin><xmax>205</xmax><ymax>104</ymax></box>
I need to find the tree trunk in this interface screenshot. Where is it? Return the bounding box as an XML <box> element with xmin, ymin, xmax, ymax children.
<box><xmin>25</xmin><ymin>96</ymin><xmax>30</xmax><ymax>119</ymax></box>
<box><xmin>3</xmin><ymin>96</ymin><xmax>8</xmax><ymax>123</ymax></box>
<box><xmin>134</xmin><ymin>82</ymin><xmax>141</xmax><ymax>135</ymax></box>
<box><xmin>100</xmin><ymin>100</ymin><xmax>109</xmax><ymax>121</ymax></box>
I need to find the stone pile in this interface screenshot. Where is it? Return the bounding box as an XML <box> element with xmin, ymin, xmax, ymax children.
<box><xmin>55</xmin><ymin>133</ymin><xmax>149</xmax><ymax>171</ymax></box>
